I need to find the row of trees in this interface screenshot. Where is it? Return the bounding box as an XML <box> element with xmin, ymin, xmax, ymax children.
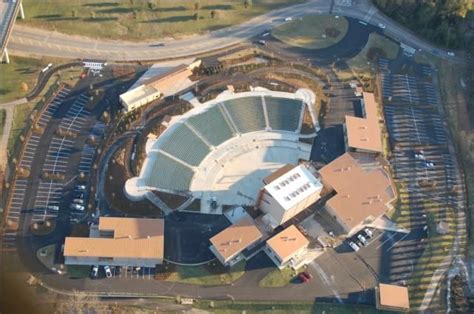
<box><xmin>373</xmin><ymin>0</ymin><xmax>473</xmax><ymax>49</ymax></box>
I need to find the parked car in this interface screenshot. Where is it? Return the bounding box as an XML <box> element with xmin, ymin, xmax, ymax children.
<box><xmin>91</xmin><ymin>265</ymin><xmax>99</xmax><ymax>278</ymax></box>
<box><xmin>73</xmin><ymin>191</ymin><xmax>85</xmax><ymax>199</ymax></box>
<box><xmin>302</xmin><ymin>271</ymin><xmax>313</xmax><ymax>280</ymax></box>
<box><xmin>298</xmin><ymin>272</ymin><xmax>309</xmax><ymax>283</ymax></box>
<box><xmin>258</xmin><ymin>39</ymin><xmax>266</xmax><ymax>46</ymax></box>
<box><xmin>378</xmin><ymin>23</ymin><xmax>386</xmax><ymax>29</ymax></box>
<box><xmin>284</xmin><ymin>17</ymin><xmax>293</xmax><ymax>22</ymax></box>
<box><xmin>47</xmin><ymin>205</ymin><xmax>59</xmax><ymax>211</ymax></box>
<box><xmin>364</xmin><ymin>228</ymin><xmax>373</xmax><ymax>238</ymax></box>
<box><xmin>70</xmin><ymin>204</ymin><xmax>85</xmax><ymax>211</ymax></box>
<box><xmin>73</xmin><ymin>198</ymin><xmax>84</xmax><ymax>205</ymax></box>
<box><xmin>104</xmin><ymin>266</ymin><xmax>113</xmax><ymax>278</ymax></box>
<box><xmin>414</xmin><ymin>150</ymin><xmax>425</xmax><ymax>160</ymax></box>
<box><xmin>425</xmin><ymin>161</ymin><xmax>435</xmax><ymax>168</ymax></box>
<box><xmin>349</xmin><ymin>241</ymin><xmax>360</xmax><ymax>252</ymax></box>
<box><xmin>447</xmin><ymin>52</ymin><xmax>455</xmax><ymax>57</ymax></box>
<box><xmin>76</xmin><ymin>185</ymin><xmax>86</xmax><ymax>191</ymax></box>
<box><xmin>357</xmin><ymin>234</ymin><xmax>368</xmax><ymax>246</ymax></box>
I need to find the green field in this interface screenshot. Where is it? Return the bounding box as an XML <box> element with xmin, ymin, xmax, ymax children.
<box><xmin>0</xmin><ymin>56</ymin><xmax>46</xmax><ymax>103</ymax></box>
<box><xmin>259</xmin><ymin>266</ymin><xmax>301</xmax><ymax>287</ymax></box>
<box><xmin>165</xmin><ymin>261</ymin><xmax>245</xmax><ymax>285</ymax></box>
<box><xmin>21</xmin><ymin>0</ymin><xmax>305</xmax><ymax>40</ymax></box>
<box><xmin>193</xmin><ymin>300</ymin><xmax>389</xmax><ymax>314</ymax></box>
<box><xmin>272</xmin><ymin>14</ymin><xmax>348</xmax><ymax>49</ymax></box>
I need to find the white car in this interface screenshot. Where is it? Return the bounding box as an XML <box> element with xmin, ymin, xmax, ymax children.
<box><xmin>349</xmin><ymin>241</ymin><xmax>360</xmax><ymax>252</ymax></box>
<box><xmin>447</xmin><ymin>52</ymin><xmax>455</xmax><ymax>57</ymax></box>
<box><xmin>357</xmin><ymin>234</ymin><xmax>368</xmax><ymax>246</ymax></box>
<box><xmin>425</xmin><ymin>161</ymin><xmax>435</xmax><ymax>168</ymax></box>
<box><xmin>284</xmin><ymin>17</ymin><xmax>293</xmax><ymax>22</ymax></box>
<box><xmin>104</xmin><ymin>265</ymin><xmax>112</xmax><ymax>278</ymax></box>
<box><xmin>414</xmin><ymin>150</ymin><xmax>424</xmax><ymax>160</ymax></box>
<box><xmin>364</xmin><ymin>228</ymin><xmax>373</xmax><ymax>238</ymax></box>
<box><xmin>91</xmin><ymin>265</ymin><xmax>99</xmax><ymax>278</ymax></box>
<box><xmin>70</xmin><ymin>204</ymin><xmax>85</xmax><ymax>211</ymax></box>
<box><xmin>47</xmin><ymin>205</ymin><xmax>59</xmax><ymax>211</ymax></box>
<box><xmin>76</xmin><ymin>185</ymin><xmax>86</xmax><ymax>191</ymax></box>
<box><xmin>378</xmin><ymin>23</ymin><xmax>386</xmax><ymax>29</ymax></box>
<box><xmin>73</xmin><ymin>199</ymin><xmax>84</xmax><ymax>205</ymax></box>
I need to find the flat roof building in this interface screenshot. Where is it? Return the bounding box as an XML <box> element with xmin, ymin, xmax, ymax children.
<box><xmin>319</xmin><ymin>153</ymin><xmax>396</xmax><ymax>236</ymax></box>
<box><xmin>375</xmin><ymin>283</ymin><xmax>410</xmax><ymax>312</ymax></box>
<box><xmin>64</xmin><ymin>217</ymin><xmax>164</xmax><ymax>268</ymax></box>
<box><xmin>265</xmin><ymin>225</ymin><xmax>309</xmax><ymax>269</ymax></box>
<box><xmin>209</xmin><ymin>217</ymin><xmax>263</xmax><ymax>266</ymax></box>
<box><xmin>345</xmin><ymin>92</ymin><xmax>383</xmax><ymax>153</ymax></box>
<box><xmin>258</xmin><ymin>163</ymin><xmax>323</xmax><ymax>228</ymax></box>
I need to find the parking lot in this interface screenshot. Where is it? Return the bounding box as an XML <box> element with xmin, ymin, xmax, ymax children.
<box><xmin>36</xmin><ymin>87</ymin><xmax>70</xmax><ymax>129</ymax></box>
<box><xmin>32</xmin><ymin>181</ymin><xmax>63</xmax><ymax>223</ymax></box>
<box><xmin>43</xmin><ymin>136</ymin><xmax>74</xmax><ymax>174</ymax></box>
<box><xmin>377</xmin><ymin>57</ymin><xmax>466</xmax><ymax>305</ymax></box>
<box><xmin>58</xmin><ymin>94</ymin><xmax>90</xmax><ymax>134</ymax></box>
<box><xmin>19</xmin><ymin>134</ymin><xmax>40</xmax><ymax>169</ymax></box>
<box><xmin>2</xmin><ymin>179</ymin><xmax>27</xmax><ymax>250</ymax></box>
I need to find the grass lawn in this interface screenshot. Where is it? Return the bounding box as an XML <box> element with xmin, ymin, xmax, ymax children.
<box><xmin>258</xmin><ymin>266</ymin><xmax>303</xmax><ymax>287</ymax></box>
<box><xmin>7</xmin><ymin>64</ymin><xmax>82</xmax><ymax>153</ymax></box>
<box><xmin>336</xmin><ymin>32</ymin><xmax>400</xmax><ymax>80</ymax></box>
<box><xmin>272</xmin><ymin>15</ymin><xmax>348</xmax><ymax>49</ymax></box>
<box><xmin>0</xmin><ymin>56</ymin><xmax>47</xmax><ymax>103</ymax></box>
<box><xmin>193</xmin><ymin>300</ymin><xmax>387</xmax><ymax>314</ymax></box>
<box><xmin>0</xmin><ymin>109</ymin><xmax>5</xmax><ymax>135</ymax></box>
<box><xmin>165</xmin><ymin>261</ymin><xmax>245</xmax><ymax>285</ymax></box>
<box><xmin>21</xmin><ymin>0</ymin><xmax>305</xmax><ymax>40</ymax></box>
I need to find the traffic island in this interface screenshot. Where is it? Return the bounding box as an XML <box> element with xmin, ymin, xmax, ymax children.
<box><xmin>30</xmin><ymin>220</ymin><xmax>56</xmax><ymax>236</ymax></box>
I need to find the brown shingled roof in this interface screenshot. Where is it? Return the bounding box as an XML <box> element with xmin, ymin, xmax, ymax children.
<box><xmin>345</xmin><ymin>92</ymin><xmax>383</xmax><ymax>152</ymax></box>
<box><xmin>319</xmin><ymin>153</ymin><xmax>396</xmax><ymax>231</ymax></box>
<box><xmin>266</xmin><ymin>225</ymin><xmax>309</xmax><ymax>262</ymax></box>
<box><xmin>377</xmin><ymin>283</ymin><xmax>410</xmax><ymax>310</ymax></box>
<box><xmin>210</xmin><ymin>217</ymin><xmax>263</xmax><ymax>262</ymax></box>
<box><xmin>64</xmin><ymin>217</ymin><xmax>164</xmax><ymax>260</ymax></box>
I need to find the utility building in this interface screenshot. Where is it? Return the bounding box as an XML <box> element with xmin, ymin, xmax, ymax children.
<box><xmin>258</xmin><ymin>163</ymin><xmax>322</xmax><ymax>227</ymax></box>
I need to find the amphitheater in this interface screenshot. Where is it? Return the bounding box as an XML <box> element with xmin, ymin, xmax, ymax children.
<box><xmin>125</xmin><ymin>88</ymin><xmax>318</xmax><ymax>214</ymax></box>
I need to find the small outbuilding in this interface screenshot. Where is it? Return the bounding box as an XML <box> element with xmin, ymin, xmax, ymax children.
<box><xmin>375</xmin><ymin>283</ymin><xmax>410</xmax><ymax>312</ymax></box>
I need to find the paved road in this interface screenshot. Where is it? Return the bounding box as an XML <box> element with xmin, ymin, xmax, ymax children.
<box><xmin>8</xmin><ymin>0</ymin><xmax>464</xmax><ymax>63</ymax></box>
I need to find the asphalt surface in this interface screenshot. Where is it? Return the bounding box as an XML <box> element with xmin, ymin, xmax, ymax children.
<box><xmin>8</xmin><ymin>0</ymin><xmax>465</xmax><ymax>63</ymax></box>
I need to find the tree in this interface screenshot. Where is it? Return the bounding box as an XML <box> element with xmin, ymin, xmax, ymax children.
<box><xmin>71</xmin><ymin>9</ymin><xmax>76</xmax><ymax>18</ymax></box>
<box><xmin>244</xmin><ymin>0</ymin><xmax>253</xmax><ymax>9</ymax></box>
<box><xmin>194</xmin><ymin>2</ymin><xmax>200</xmax><ymax>11</ymax></box>
<box><xmin>210</xmin><ymin>10</ymin><xmax>217</xmax><ymax>19</ymax></box>
<box><xmin>148</xmin><ymin>1</ymin><xmax>155</xmax><ymax>10</ymax></box>
<box><xmin>193</xmin><ymin>12</ymin><xmax>199</xmax><ymax>20</ymax></box>
<box><xmin>90</xmin><ymin>11</ymin><xmax>95</xmax><ymax>20</ymax></box>
<box><xmin>20</xmin><ymin>82</ymin><xmax>28</xmax><ymax>92</ymax></box>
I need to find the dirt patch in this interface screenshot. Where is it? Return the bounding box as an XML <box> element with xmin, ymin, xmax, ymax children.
<box><xmin>104</xmin><ymin>148</ymin><xmax>162</xmax><ymax>216</ymax></box>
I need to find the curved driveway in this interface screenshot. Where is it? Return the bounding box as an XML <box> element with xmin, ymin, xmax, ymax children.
<box><xmin>9</xmin><ymin>0</ymin><xmax>464</xmax><ymax>63</ymax></box>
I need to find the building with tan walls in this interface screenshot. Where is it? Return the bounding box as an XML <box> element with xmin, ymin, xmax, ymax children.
<box><xmin>64</xmin><ymin>217</ymin><xmax>164</xmax><ymax>267</ymax></box>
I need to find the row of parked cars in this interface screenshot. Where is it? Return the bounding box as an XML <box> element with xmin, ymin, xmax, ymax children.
<box><xmin>348</xmin><ymin>228</ymin><xmax>374</xmax><ymax>252</ymax></box>
<box><xmin>70</xmin><ymin>185</ymin><xmax>87</xmax><ymax>212</ymax></box>
<box><xmin>91</xmin><ymin>265</ymin><xmax>112</xmax><ymax>279</ymax></box>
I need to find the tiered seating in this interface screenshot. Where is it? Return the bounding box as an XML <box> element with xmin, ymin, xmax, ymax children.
<box><xmin>188</xmin><ymin>106</ymin><xmax>234</xmax><ymax>146</ymax></box>
<box><xmin>223</xmin><ymin>97</ymin><xmax>266</xmax><ymax>133</ymax></box>
<box><xmin>160</xmin><ymin>124</ymin><xmax>211</xmax><ymax>166</ymax></box>
<box><xmin>265</xmin><ymin>97</ymin><xmax>302</xmax><ymax>132</ymax></box>
<box><xmin>146</xmin><ymin>152</ymin><xmax>194</xmax><ymax>191</ymax></box>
